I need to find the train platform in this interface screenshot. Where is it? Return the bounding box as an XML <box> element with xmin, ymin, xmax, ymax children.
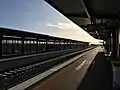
<box><xmin>25</xmin><ymin>46</ymin><xmax>113</xmax><ymax>90</ymax></box>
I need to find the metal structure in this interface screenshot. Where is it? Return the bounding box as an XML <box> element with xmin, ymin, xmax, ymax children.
<box><xmin>45</xmin><ymin>0</ymin><xmax>120</xmax><ymax>60</ymax></box>
<box><xmin>0</xmin><ymin>27</ymin><xmax>88</xmax><ymax>59</ymax></box>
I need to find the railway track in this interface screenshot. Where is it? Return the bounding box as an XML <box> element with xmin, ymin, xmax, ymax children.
<box><xmin>0</xmin><ymin>47</ymin><xmax>94</xmax><ymax>90</ymax></box>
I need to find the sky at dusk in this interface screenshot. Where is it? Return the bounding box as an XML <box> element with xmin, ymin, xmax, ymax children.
<box><xmin>0</xmin><ymin>0</ymin><xmax>102</xmax><ymax>44</ymax></box>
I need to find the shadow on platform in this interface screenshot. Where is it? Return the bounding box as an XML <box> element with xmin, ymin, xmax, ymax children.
<box><xmin>77</xmin><ymin>52</ymin><xmax>113</xmax><ymax>90</ymax></box>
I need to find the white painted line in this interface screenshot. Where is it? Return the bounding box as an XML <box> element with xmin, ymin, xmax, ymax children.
<box><xmin>8</xmin><ymin>49</ymin><xmax>91</xmax><ymax>90</ymax></box>
<box><xmin>50</xmin><ymin>68</ymin><xmax>58</xmax><ymax>72</ymax></box>
<box><xmin>75</xmin><ymin>60</ymin><xmax>86</xmax><ymax>70</ymax></box>
<box><xmin>8</xmin><ymin>70</ymin><xmax>55</xmax><ymax>90</ymax></box>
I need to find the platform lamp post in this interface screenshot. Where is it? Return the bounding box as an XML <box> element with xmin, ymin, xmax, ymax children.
<box><xmin>112</xmin><ymin>28</ymin><xmax>119</xmax><ymax>60</ymax></box>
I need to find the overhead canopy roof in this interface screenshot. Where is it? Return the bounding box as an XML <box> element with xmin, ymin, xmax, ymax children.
<box><xmin>45</xmin><ymin>0</ymin><xmax>120</xmax><ymax>40</ymax></box>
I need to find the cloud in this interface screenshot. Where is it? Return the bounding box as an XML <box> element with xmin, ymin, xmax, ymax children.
<box><xmin>46</xmin><ymin>22</ymin><xmax>102</xmax><ymax>44</ymax></box>
<box><xmin>46</xmin><ymin>22</ymin><xmax>80</xmax><ymax>29</ymax></box>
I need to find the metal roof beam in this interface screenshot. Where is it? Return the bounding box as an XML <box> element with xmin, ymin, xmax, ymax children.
<box><xmin>81</xmin><ymin>0</ymin><xmax>91</xmax><ymax>19</ymax></box>
<box><xmin>65</xmin><ymin>13</ymin><xmax>88</xmax><ymax>18</ymax></box>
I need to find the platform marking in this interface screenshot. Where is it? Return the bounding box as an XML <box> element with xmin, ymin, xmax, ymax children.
<box><xmin>7</xmin><ymin>48</ymin><xmax>93</xmax><ymax>90</ymax></box>
<box><xmin>76</xmin><ymin>60</ymin><xmax>86</xmax><ymax>70</ymax></box>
